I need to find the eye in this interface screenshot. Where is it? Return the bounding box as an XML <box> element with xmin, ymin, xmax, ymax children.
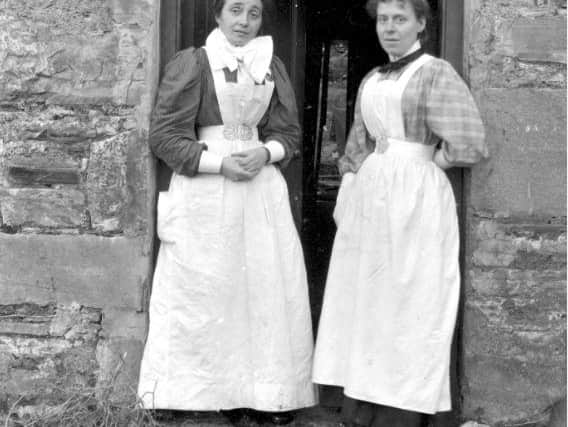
<box><xmin>249</xmin><ymin>8</ymin><xmax>261</xmax><ymax>18</ymax></box>
<box><xmin>395</xmin><ymin>16</ymin><xmax>407</xmax><ymax>24</ymax></box>
<box><xmin>377</xmin><ymin>15</ymin><xmax>388</xmax><ymax>24</ymax></box>
<box><xmin>230</xmin><ymin>6</ymin><xmax>242</xmax><ymax>14</ymax></box>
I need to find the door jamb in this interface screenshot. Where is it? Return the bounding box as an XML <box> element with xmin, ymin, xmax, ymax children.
<box><xmin>439</xmin><ymin>0</ymin><xmax>466</xmax><ymax>421</ymax></box>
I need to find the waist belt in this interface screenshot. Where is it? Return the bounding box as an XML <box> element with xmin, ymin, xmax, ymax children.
<box><xmin>383</xmin><ymin>137</ymin><xmax>435</xmax><ymax>161</ymax></box>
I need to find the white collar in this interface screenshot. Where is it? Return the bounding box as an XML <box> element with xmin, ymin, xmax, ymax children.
<box><xmin>389</xmin><ymin>40</ymin><xmax>421</xmax><ymax>62</ymax></box>
<box><xmin>205</xmin><ymin>28</ymin><xmax>273</xmax><ymax>84</ymax></box>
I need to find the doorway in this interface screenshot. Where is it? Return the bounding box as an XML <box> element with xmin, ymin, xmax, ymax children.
<box><xmin>157</xmin><ymin>0</ymin><xmax>465</xmax><ymax>423</ymax></box>
<box><xmin>301</xmin><ymin>0</ymin><xmax>443</xmax><ymax>334</ymax></box>
<box><xmin>299</xmin><ymin>2</ymin><xmax>464</xmax><ymax>419</ymax></box>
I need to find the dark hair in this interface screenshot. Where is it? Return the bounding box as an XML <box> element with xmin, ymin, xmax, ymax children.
<box><xmin>366</xmin><ymin>0</ymin><xmax>430</xmax><ymax>42</ymax></box>
<box><xmin>212</xmin><ymin>0</ymin><xmax>276</xmax><ymax>35</ymax></box>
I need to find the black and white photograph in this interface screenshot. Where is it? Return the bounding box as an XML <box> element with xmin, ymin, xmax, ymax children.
<box><xmin>0</xmin><ymin>0</ymin><xmax>566</xmax><ymax>426</ymax></box>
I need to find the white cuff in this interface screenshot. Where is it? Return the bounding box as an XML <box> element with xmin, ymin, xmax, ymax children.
<box><xmin>198</xmin><ymin>150</ymin><xmax>223</xmax><ymax>173</ymax></box>
<box><xmin>434</xmin><ymin>149</ymin><xmax>452</xmax><ymax>170</ymax></box>
<box><xmin>343</xmin><ymin>171</ymin><xmax>355</xmax><ymax>182</ymax></box>
<box><xmin>264</xmin><ymin>140</ymin><xmax>286</xmax><ymax>163</ymax></box>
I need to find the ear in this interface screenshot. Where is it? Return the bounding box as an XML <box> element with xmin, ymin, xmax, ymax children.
<box><xmin>417</xmin><ymin>16</ymin><xmax>426</xmax><ymax>33</ymax></box>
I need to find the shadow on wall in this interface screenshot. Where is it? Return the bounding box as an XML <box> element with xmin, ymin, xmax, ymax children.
<box><xmin>548</xmin><ymin>397</ymin><xmax>567</xmax><ymax>427</ymax></box>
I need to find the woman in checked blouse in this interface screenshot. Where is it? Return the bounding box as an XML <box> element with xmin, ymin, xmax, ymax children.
<box><xmin>312</xmin><ymin>0</ymin><xmax>487</xmax><ymax>425</ymax></box>
<box><xmin>138</xmin><ymin>0</ymin><xmax>316</xmax><ymax>422</ymax></box>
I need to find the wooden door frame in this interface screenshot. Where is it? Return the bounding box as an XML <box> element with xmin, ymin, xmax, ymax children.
<box><xmin>438</xmin><ymin>1</ymin><xmax>467</xmax><ymax>423</ymax></box>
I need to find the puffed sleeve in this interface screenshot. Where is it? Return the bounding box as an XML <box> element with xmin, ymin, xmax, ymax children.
<box><xmin>258</xmin><ymin>56</ymin><xmax>301</xmax><ymax>170</ymax></box>
<box><xmin>426</xmin><ymin>59</ymin><xmax>488</xmax><ymax>167</ymax></box>
<box><xmin>337</xmin><ymin>70</ymin><xmax>376</xmax><ymax>175</ymax></box>
<box><xmin>149</xmin><ymin>48</ymin><xmax>206</xmax><ymax>177</ymax></box>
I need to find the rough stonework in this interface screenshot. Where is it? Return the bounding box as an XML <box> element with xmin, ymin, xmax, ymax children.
<box><xmin>0</xmin><ymin>0</ymin><xmax>158</xmax><ymax>419</ymax></box>
<box><xmin>463</xmin><ymin>0</ymin><xmax>567</xmax><ymax>425</ymax></box>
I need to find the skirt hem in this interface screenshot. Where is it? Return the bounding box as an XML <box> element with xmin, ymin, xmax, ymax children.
<box><xmin>314</xmin><ymin>372</ymin><xmax>451</xmax><ymax>414</ymax></box>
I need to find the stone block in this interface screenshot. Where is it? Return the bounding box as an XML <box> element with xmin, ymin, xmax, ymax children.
<box><xmin>0</xmin><ymin>120</ymin><xmax>88</xmax><ymax>182</ymax></box>
<box><xmin>0</xmin><ymin>107</ymin><xmax>127</xmax><ymax>189</ymax></box>
<box><xmin>0</xmin><ymin>336</ymin><xmax>72</xmax><ymax>359</ymax></box>
<box><xmin>1</xmin><ymin>336</ymin><xmax>99</xmax><ymax>409</ymax></box>
<box><xmin>0</xmin><ymin>322</ymin><xmax>50</xmax><ymax>337</ymax></box>
<box><xmin>467</xmin><ymin>2</ymin><xmax>566</xmax><ymax>89</ymax></box>
<box><xmin>462</xmin><ymin>354</ymin><xmax>565</xmax><ymax>424</ymax></box>
<box><xmin>471</xmin><ymin>88</ymin><xmax>566</xmax><ymax>216</ymax></box>
<box><xmin>6</xmin><ymin>166</ymin><xmax>80</xmax><ymax>186</ymax></box>
<box><xmin>471</xmin><ymin>219</ymin><xmax>566</xmax><ymax>269</ymax></box>
<box><xmin>85</xmin><ymin>133</ymin><xmax>130</xmax><ymax>233</ymax></box>
<box><xmin>0</xmin><ymin>188</ymin><xmax>86</xmax><ymax>228</ymax></box>
<box><xmin>0</xmin><ymin>0</ymin><xmax>156</xmax><ymax>105</ymax></box>
<box><xmin>96</xmin><ymin>337</ymin><xmax>144</xmax><ymax>404</ymax></box>
<box><xmin>101</xmin><ymin>309</ymin><xmax>146</xmax><ymax>340</ymax></box>
<box><xmin>123</xmin><ymin>130</ymin><xmax>152</xmax><ymax>236</ymax></box>
<box><xmin>464</xmin><ymin>301</ymin><xmax>565</xmax><ymax>362</ymax></box>
<box><xmin>510</xmin><ymin>16</ymin><xmax>567</xmax><ymax>64</ymax></box>
<box><xmin>49</xmin><ymin>304</ymin><xmax>102</xmax><ymax>343</ymax></box>
<box><xmin>0</xmin><ymin>234</ymin><xmax>149</xmax><ymax>310</ymax></box>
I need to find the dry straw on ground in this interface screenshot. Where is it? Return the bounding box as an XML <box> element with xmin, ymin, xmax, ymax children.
<box><xmin>3</xmin><ymin>353</ymin><xmax>159</xmax><ymax>427</ymax></box>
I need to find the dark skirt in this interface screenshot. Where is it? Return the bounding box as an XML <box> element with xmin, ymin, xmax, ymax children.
<box><xmin>342</xmin><ymin>396</ymin><xmax>425</xmax><ymax>427</ymax></box>
<box><xmin>342</xmin><ymin>396</ymin><xmax>459</xmax><ymax>427</ymax></box>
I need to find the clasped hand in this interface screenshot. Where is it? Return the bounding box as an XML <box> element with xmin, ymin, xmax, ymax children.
<box><xmin>221</xmin><ymin>147</ymin><xmax>269</xmax><ymax>182</ymax></box>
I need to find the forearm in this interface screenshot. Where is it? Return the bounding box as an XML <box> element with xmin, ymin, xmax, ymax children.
<box><xmin>433</xmin><ymin>148</ymin><xmax>452</xmax><ymax>170</ymax></box>
<box><xmin>261</xmin><ymin>134</ymin><xmax>298</xmax><ymax>169</ymax></box>
<box><xmin>150</xmin><ymin>136</ymin><xmax>205</xmax><ymax>177</ymax></box>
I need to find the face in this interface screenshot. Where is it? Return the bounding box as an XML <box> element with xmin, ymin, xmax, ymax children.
<box><xmin>216</xmin><ymin>0</ymin><xmax>263</xmax><ymax>47</ymax></box>
<box><xmin>376</xmin><ymin>1</ymin><xmax>426</xmax><ymax>60</ymax></box>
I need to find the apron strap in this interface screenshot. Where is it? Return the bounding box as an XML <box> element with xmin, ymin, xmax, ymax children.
<box><xmin>396</xmin><ymin>54</ymin><xmax>433</xmax><ymax>90</ymax></box>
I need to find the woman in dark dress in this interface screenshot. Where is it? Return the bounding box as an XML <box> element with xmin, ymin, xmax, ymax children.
<box><xmin>312</xmin><ymin>0</ymin><xmax>488</xmax><ymax>426</ymax></box>
<box><xmin>137</xmin><ymin>0</ymin><xmax>316</xmax><ymax>422</ymax></box>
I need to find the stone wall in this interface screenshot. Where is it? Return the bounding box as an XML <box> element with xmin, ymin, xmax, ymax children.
<box><xmin>463</xmin><ymin>0</ymin><xmax>566</xmax><ymax>425</ymax></box>
<box><xmin>0</xmin><ymin>0</ymin><xmax>158</xmax><ymax>417</ymax></box>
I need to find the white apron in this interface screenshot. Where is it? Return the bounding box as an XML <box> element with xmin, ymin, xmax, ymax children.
<box><xmin>312</xmin><ymin>55</ymin><xmax>460</xmax><ymax>414</ymax></box>
<box><xmin>138</xmin><ymin>49</ymin><xmax>316</xmax><ymax>411</ymax></box>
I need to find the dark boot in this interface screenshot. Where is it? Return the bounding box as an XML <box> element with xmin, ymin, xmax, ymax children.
<box><xmin>371</xmin><ymin>404</ymin><xmax>424</xmax><ymax>427</ymax></box>
<box><xmin>221</xmin><ymin>408</ymin><xmax>250</xmax><ymax>425</ymax></box>
<box><xmin>249</xmin><ymin>409</ymin><xmax>296</xmax><ymax>425</ymax></box>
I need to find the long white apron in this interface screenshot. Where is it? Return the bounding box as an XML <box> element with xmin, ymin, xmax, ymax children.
<box><xmin>138</xmin><ymin>51</ymin><xmax>316</xmax><ymax>411</ymax></box>
<box><xmin>312</xmin><ymin>55</ymin><xmax>460</xmax><ymax>414</ymax></box>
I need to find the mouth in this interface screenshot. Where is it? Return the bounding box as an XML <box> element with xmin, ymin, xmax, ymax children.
<box><xmin>233</xmin><ymin>30</ymin><xmax>249</xmax><ymax>37</ymax></box>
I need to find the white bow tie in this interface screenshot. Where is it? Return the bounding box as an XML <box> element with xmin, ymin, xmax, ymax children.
<box><xmin>205</xmin><ymin>28</ymin><xmax>273</xmax><ymax>84</ymax></box>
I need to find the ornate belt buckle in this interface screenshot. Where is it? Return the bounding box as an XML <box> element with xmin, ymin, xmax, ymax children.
<box><xmin>223</xmin><ymin>124</ymin><xmax>237</xmax><ymax>140</ymax></box>
<box><xmin>237</xmin><ymin>124</ymin><xmax>253</xmax><ymax>141</ymax></box>
<box><xmin>223</xmin><ymin>124</ymin><xmax>253</xmax><ymax>141</ymax></box>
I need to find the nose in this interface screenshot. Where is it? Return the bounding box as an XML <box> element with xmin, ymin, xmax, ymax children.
<box><xmin>237</xmin><ymin>13</ymin><xmax>249</xmax><ymax>27</ymax></box>
<box><xmin>385</xmin><ymin>18</ymin><xmax>395</xmax><ymax>32</ymax></box>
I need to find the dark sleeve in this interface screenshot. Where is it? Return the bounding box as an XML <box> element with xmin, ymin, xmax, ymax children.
<box><xmin>258</xmin><ymin>56</ymin><xmax>301</xmax><ymax>170</ymax></box>
<box><xmin>149</xmin><ymin>48</ymin><xmax>205</xmax><ymax>177</ymax></box>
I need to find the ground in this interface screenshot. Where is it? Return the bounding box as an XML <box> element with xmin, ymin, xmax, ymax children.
<box><xmin>149</xmin><ymin>407</ymin><xmax>343</xmax><ymax>427</ymax></box>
